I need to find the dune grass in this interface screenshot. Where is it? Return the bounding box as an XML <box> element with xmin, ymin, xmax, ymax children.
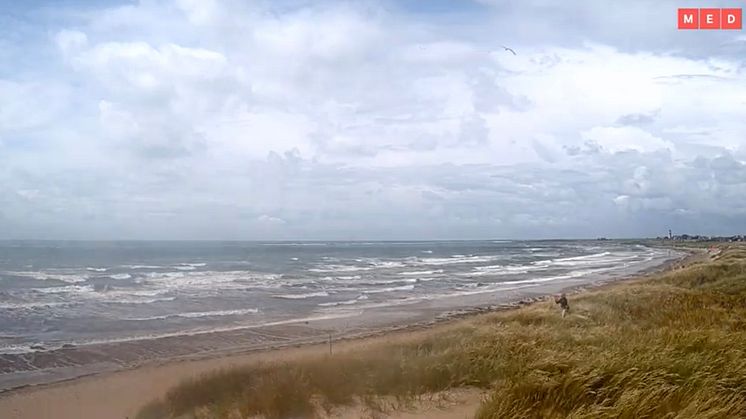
<box><xmin>138</xmin><ymin>245</ymin><xmax>746</xmax><ymax>418</ymax></box>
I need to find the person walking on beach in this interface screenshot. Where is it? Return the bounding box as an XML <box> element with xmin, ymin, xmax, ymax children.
<box><xmin>555</xmin><ymin>293</ymin><xmax>569</xmax><ymax>318</ymax></box>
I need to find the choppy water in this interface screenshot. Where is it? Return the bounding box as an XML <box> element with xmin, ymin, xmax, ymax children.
<box><xmin>0</xmin><ymin>240</ymin><xmax>670</xmax><ymax>353</ymax></box>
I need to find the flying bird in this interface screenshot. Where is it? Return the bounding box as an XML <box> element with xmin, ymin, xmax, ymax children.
<box><xmin>501</xmin><ymin>45</ymin><xmax>517</xmax><ymax>56</ymax></box>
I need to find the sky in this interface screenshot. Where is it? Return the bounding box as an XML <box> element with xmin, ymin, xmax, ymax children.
<box><xmin>1</xmin><ymin>0</ymin><xmax>745</xmax><ymax>240</ymax></box>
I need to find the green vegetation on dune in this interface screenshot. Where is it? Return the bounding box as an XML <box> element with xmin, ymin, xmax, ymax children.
<box><xmin>139</xmin><ymin>246</ymin><xmax>746</xmax><ymax>419</ymax></box>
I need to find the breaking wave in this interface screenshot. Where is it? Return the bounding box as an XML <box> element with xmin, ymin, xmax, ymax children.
<box><xmin>363</xmin><ymin>284</ymin><xmax>415</xmax><ymax>294</ymax></box>
<box><xmin>400</xmin><ymin>269</ymin><xmax>444</xmax><ymax>276</ymax></box>
<box><xmin>126</xmin><ymin>308</ymin><xmax>259</xmax><ymax>321</ymax></box>
<box><xmin>6</xmin><ymin>271</ymin><xmax>88</xmax><ymax>284</ymax></box>
<box><xmin>273</xmin><ymin>291</ymin><xmax>330</xmax><ymax>300</ymax></box>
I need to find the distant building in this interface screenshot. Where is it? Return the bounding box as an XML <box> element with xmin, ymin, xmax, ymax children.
<box><xmin>656</xmin><ymin>234</ymin><xmax>745</xmax><ymax>242</ymax></box>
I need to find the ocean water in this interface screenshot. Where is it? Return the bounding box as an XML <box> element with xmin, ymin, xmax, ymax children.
<box><xmin>0</xmin><ymin>240</ymin><xmax>669</xmax><ymax>354</ymax></box>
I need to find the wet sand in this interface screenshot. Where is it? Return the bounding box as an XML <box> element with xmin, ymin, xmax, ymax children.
<box><xmin>0</xmin><ymin>249</ymin><xmax>690</xmax><ymax>419</ymax></box>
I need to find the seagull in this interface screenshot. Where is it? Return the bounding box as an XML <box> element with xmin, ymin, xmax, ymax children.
<box><xmin>501</xmin><ymin>45</ymin><xmax>517</xmax><ymax>56</ymax></box>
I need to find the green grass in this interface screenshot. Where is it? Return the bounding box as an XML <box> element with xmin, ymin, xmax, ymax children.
<box><xmin>138</xmin><ymin>245</ymin><xmax>746</xmax><ymax>419</ymax></box>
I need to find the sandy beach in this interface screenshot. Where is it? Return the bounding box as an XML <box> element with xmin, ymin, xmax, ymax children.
<box><xmin>0</xmin><ymin>322</ymin><xmax>484</xmax><ymax>419</ymax></box>
<box><xmin>0</xmin><ymin>247</ymin><xmax>690</xmax><ymax>419</ymax></box>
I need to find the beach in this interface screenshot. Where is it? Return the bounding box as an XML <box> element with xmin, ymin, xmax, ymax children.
<box><xmin>0</xmin><ymin>319</ymin><xmax>486</xmax><ymax>419</ymax></box>
<box><xmin>0</xmin><ymin>242</ymin><xmax>689</xmax><ymax>419</ymax></box>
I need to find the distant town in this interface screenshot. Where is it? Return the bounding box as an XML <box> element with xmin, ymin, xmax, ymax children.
<box><xmin>655</xmin><ymin>232</ymin><xmax>746</xmax><ymax>242</ymax></box>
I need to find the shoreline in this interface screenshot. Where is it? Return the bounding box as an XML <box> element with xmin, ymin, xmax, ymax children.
<box><xmin>0</xmin><ymin>247</ymin><xmax>696</xmax><ymax>418</ymax></box>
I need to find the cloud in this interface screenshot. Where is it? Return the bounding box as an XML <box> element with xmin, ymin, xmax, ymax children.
<box><xmin>616</xmin><ymin>111</ymin><xmax>658</xmax><ymax>126</ymax></box>
<box><xmin>54</xmin><ymin>30</ymin><xmax>88</xmax><ymax>55</ymax></box>
<box><xmin>582</xmin><ymin>126</ymin><xmax>674</xmax><ymax>154</ymax></box>
<box><xmin>0</xmin><ymin>80</ymin><xmax>70</xmax><ymax>132</ymax></box>
<box><xmin>256</xmin><ymin>215</ymin><xmax>287</xmax><ymax>225</ymax></box>
<box><xmin>0</xmin><ymin>0</ymin><xmax>745</xmax><ymax>239</ymax></box>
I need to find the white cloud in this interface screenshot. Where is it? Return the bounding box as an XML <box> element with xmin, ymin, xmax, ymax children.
<box><xmin>1</xmin><ymin>0</ymin><xmax>745</xmax><ymax>239</ymax></box>
<box><xmin>54</xmin><ymin>30</ymin><xmax>88</xmax><ymax>55</ymax></box>
<box><xmin>582</xmin><ymin>126</ymin><xmax>673</xmax><ymax>154</ymax></box>
<box><xmin>70</xmin><ymin>41</ymin><xmax>229</xmax><ymax>91</ymax></box>
<box><xmin>256</xmin><ymin>215</ymin><xmax>287</xmax><ymax>225</ymax></box>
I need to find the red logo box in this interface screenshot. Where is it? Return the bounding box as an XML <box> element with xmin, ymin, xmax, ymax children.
<box><xmin>678</xmin><ymin>7</ymin><xmax>743</xmax><ymax>29</ymax></box>
<box><xmin>678</xmin><ymin>8</ymin><xmax>699</xmax><ymax>29</ymax></box>
<box><xmin>699</xmin><ymin>8</ymin><xmax>721</xmax><ymax>29</ymax></box>
<box><xmin>722</xmin><ymin>8</ymin><xmax>742</xmax><ymax>30</ymax></box>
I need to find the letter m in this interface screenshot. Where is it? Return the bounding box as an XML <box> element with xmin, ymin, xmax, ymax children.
<box><xmin>678</xmin><ymin>8</ymin><xmax>699</xmax><ymax>29</ymax></box>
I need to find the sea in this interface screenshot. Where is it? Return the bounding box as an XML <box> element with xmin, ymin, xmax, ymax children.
<box><xmin>0</xmin><ymin>240</ymin><xmax>673</xmax><ymax>355</ymax></box>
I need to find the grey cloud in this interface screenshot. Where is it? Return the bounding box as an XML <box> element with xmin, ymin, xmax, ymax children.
<box><xmin>532</xmin><ymin>140</ymin><xmax>558</xmax><ymax>163</ymax></box>
<box><xmin>1</xmin><ymin>0</ymin><xmax>745</xmax><ymax>240</ymax></box>
<box><xmin>458</xmin><ymin>115</ymin><xmax>489</xmax><ymax>146</ymax></box>
<box><xmin>2</xmin><ymin>145</ymin><xmax>746</xmax><ymax>239</ymax></box>
<box><xmin>616</xmin><ymin>111</ymin><xmax>658</xmax><ymax>126</ymax></box>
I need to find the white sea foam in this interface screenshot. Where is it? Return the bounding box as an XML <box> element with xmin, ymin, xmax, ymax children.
<box><xmin>32</xmin><ymin>284</ymin><xmax>94</xmax><ymax>294</ymax></box>
<box><xmin>309</xmin><ymin>265</ymin><xmax>372</xmax><ymax>273</ymax></box>
<box><xmin>328</xmin><ymin>277</ymin><xmax>417</xmax><ymax>287</ymax></box>
<box><xmin>533</xmin><ymin>252</ymin><xmax>640</xmax><ymax>269</ymax></box>
<box><xmin>560</xmin><ymin>255</ymin><xmax>638</xmax><ymax>266</ymax></box>
<box><xmin>318</xmin><ymin>300</ymin><xmax>358</xmax><ymax>307</ymax></box>
<box><xmin>369</xmin><ymin>260</ymin><xmax>407</xmax><ymax>269</ymax></box>
<box><xmin>86</xmin><ymin>267</ymin><xmax>107</xmax><ymax>272</ymax></box>
<box><xmin>97</xmin><ymin>288</ymin><xmax>171</xmax><ymax>298</ymax></box>
<box><xmin>108</xmin><ymin>296</ymin><xmax>176</xmax><ymax>305</ymax></box>
<box><xmin>173</xmin><ymin>263</ymin><xmax>207</xmax><ymax>270</ymax></box>
<box><xmin>28</xmin><ymin>283</ymin><xmax>171</xmax><ymax>304</ymax></box>
<box><xmin>363</xmin><ymin>284</ymin><xmax>415</xmax><ymax>294</ymax></box>
<box><xmin>7</xmin><ymin>271</ymin><xmax>88</xmax><ymax>283</ymax></box>
<box><xmin>126</xmin><ymin>308</ymin><xmax>259</xmax><ymax>321</ymax></box>
<box><xmin>317</xmin><ymin>295</ymin><xmax>367</xmax><ymax>307</ymax></box>
<box><xmin>110</xmin><ymin>273</ymin><xmax>132</xmax><ymax>280</ymax></box>
<box><xmin>413</xmin><ymin>255</ymin><xmax>502</xmax><ymax>266</ymax></box>
<box><xmin>142</xmin><ymin>271</ymin><xmax>279</xmax><ymax>291</ymax></box>
<box><xmin>273</xmin><ymin>291</ymin><xmax>330</xmax><ymax>299</ymax></box>
<box><xmin>0</xmin><ymin>301</ymin><xmax>73</xmax><ymax>310</ymax></box>
<box><xmin>499</xmin><ymin>267</ymin><xmax>610</xmax><ymax>286</ymax></box>
<box><xmin>531</xmin><ymin>259</ymin><xmax>553</xmax><ymax>266</ymax></box>
<box><xmin>0</xmin><ymin>344</ymin><xmax>37</xmax><ymax>355</ymax></box>
<box><xmin>551</xmin><ymin>251</ymin><xmax>610</xmax><ymax>263</ymax></box>
<box><xmin>457</xmin><ymin>264</ymin><xmax>531</xmax><ymax>277</ymax></box>
<box><xmin>400</xmin><ymin>269</ymin><xmax>444</xmax><ymax>276</ymax></box>
<box><xmin>262</xmin><ymin>242</ymin><xmax>329</xmax><ymax>246</ymax></box>
<box><xmin>145</xmin><ymin>272</ymin><xmax>185</xmax><ymax>279</ymax></box>
<box><xmin>309</xmin><ymin>259</ymin><xmax>407</xmax><ymax>273</ymax></box>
